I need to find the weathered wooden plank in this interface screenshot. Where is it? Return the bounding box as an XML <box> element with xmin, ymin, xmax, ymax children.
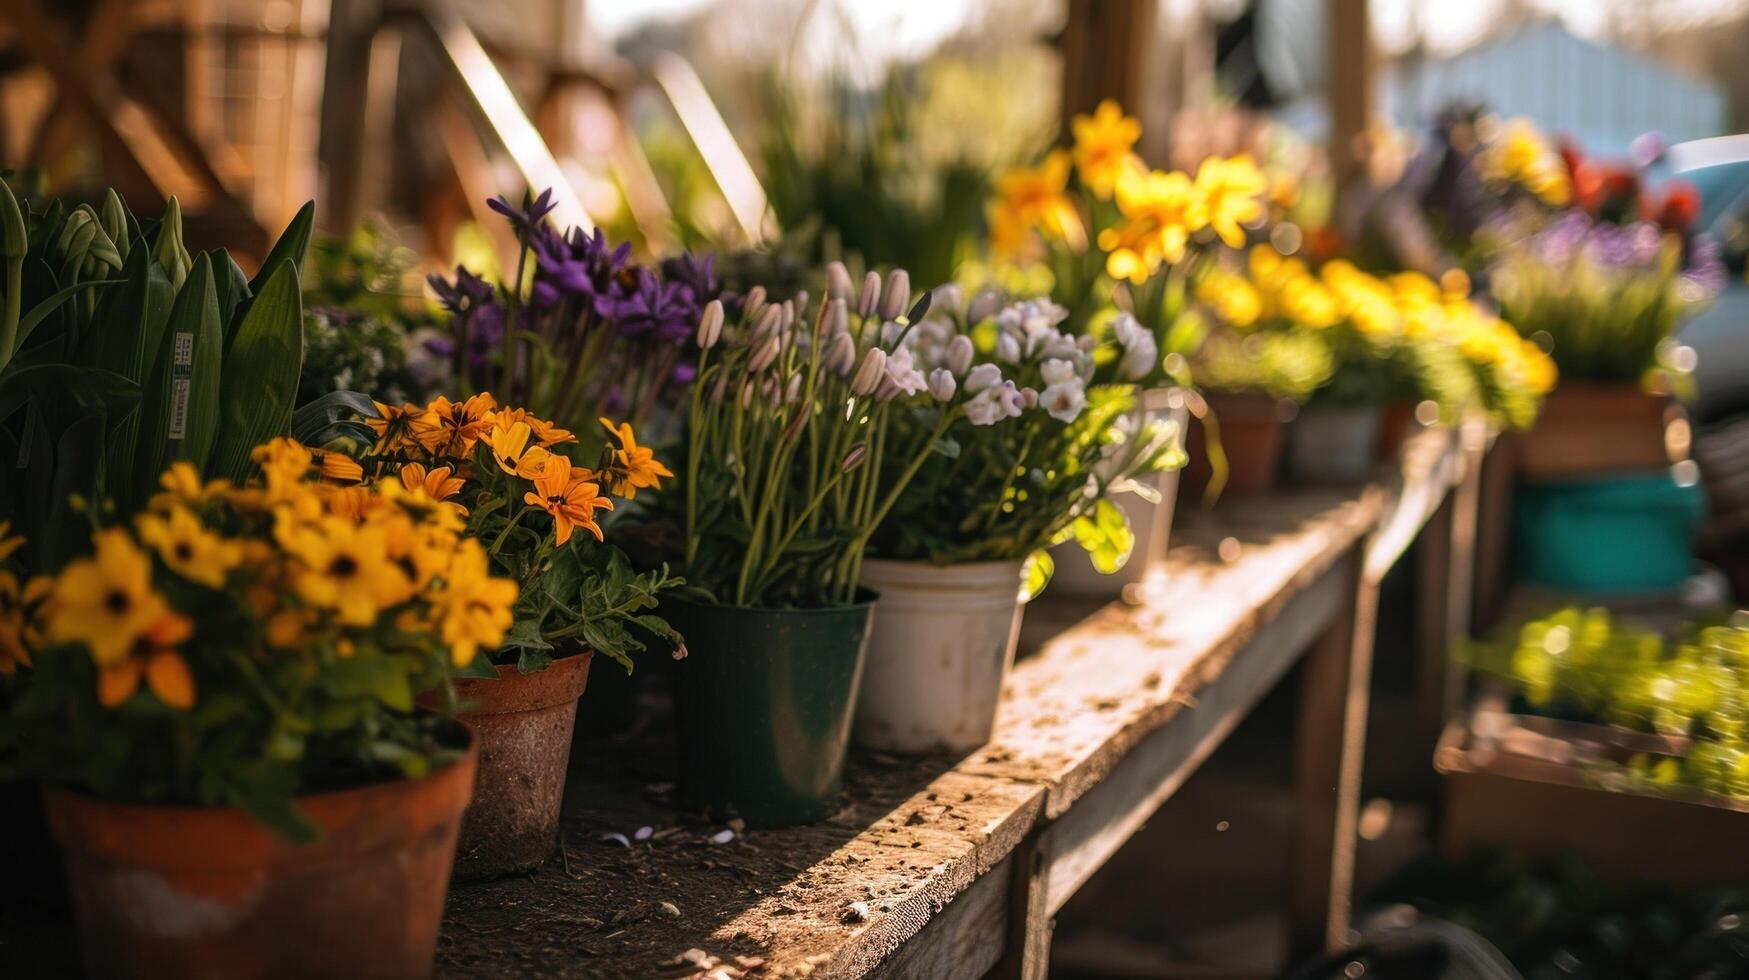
<box><xmin>1040</xmin><ymin>551</ymin><xmax>1354</xmax><ymax>914</ymax></box>
<box><xmin>865</xmin><ymin>859</ymin><xmax>1012</xmax><ymax>980</ymax></box>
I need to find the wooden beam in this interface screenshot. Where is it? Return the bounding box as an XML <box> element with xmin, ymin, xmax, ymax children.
<box><xmin>1057</xmin><ymin>0</ymin><xmax>1157</xmax><ymax>141</ymax></box>
<box><xmin>1327</xmin><ymin>0</ymin><xmax>1372</xmax><ymax>197</ymax></box>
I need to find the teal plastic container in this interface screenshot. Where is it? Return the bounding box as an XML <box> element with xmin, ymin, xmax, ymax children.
<box><xmin>1513</xmin><ymin>472</ymin><xmax>1705</xmax><ymax>594</ymax></box>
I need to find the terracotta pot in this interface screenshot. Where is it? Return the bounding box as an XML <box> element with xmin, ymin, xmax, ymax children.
<box><xmin>1181</xmin><ymin>392</ymin><xmax>1291</xmax><ymax>501</ymax></box>
<box><xmin>1375</xmin><ymin>399</ymin><xmax>1417</xmax><ymax>461</ymax></box>
<box><xmin>450</xmin><ymin>651</ymin><xmax>593</xmax><ymax>880</ymax></box>
<box><xmin>42</xmin><ymin>735</ymin><xmax>476</xmax><ymax>980</ymax></box>
<box><xmin>1515</xmin><ymin>383</ymin><xmax>1677</xmax><ymax>480</ymax></box>
<box><xmin>1285</xmin><ymin>404</ymin><xmax>1383</xmax><ymax>484</ymax></box>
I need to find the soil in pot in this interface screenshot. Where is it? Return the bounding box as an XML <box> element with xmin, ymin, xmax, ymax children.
<box><xmin>1180</xmin><ymin>392</ymin><xmax>1291</xmax><ymax>502</ymax></box>
<box><xmin>42</xmin><ymin>730</ymin><xmax>477</xmax><ymax>980</ymax></box>
<box><xmin>666</xmin><ymin>596</ymin><xmax>873</xmax><ymax>827</ymax></box>
<box><xmin>448</xmin><ymin>651</ymin><xmax>593</xmax><ymax>880</ymax></box>
<box><xmin>853</xmin><ymin>559</ymin><xmax>1028</xmax><ymax>754</ymax></box>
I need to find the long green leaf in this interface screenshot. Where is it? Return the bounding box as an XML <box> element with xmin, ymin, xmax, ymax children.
<box><xmin>15</xmin><ymin>277</ymin><xmax>122</xmax><ymax>353</ymax></box>
<box><xmin>209</xmin><ymin>261</ymin><xmax>303</xmax><ymax>483</ymax></box>
<box><xmin>83</xmin><ymin>247</ymin><xmax>174</xmax><ymax>508</ymax></box>
<box><xmin>135</xmin><ymin>254</ymin><xmax>222</xmax><ymax>498</ymax></box>
<box><xmin>211</xmin><ymin>249</ymin><xmax>251</xmax><ymax>352</ymax></box>
<box><xmin>249</xmin><ymin>201</ymin><xmax>314</xmax><ymax>295</ymax></box>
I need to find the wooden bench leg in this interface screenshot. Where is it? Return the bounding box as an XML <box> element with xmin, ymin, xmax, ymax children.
<box><xmin>991</xmin><ymin>834</ymin><xmax>1052</xmax><ymax>980</ymax></box>
<box><xmin>1289</xmin><ymin>550</ymin><xmax>1378</xmax><ymax>963</ymax></box>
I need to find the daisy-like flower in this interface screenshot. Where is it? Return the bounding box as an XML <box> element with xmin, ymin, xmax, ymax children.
<box><xmin>135</xmin><ymin>506</ymin><xmax>244</xmax><ymax>588</ymax></box>
<box><xmin>1099</xmin><ymin>168</ymin><xmax>1198</xmax><ymax>282</ymax></box>
<box><xmin>524</xmin><ymin>465</ymin><xmax>614</xmax><ymax>545</ymax></box>
<box><xmin>412</xmin><ymin>393</ymin><xmax>498</xmax><ymax>457</ymax></box>
<box><xmin>0</xmin><ymin>521</ymin><xmax>21</xmax><ymax>565</ymax></box>
<box><xmin>432</xmin><ymin>538</ymin><xmax>518</xmax><ymax>667</ymax></box>
<box><xmin>1071</xmin><ymin>100</ymin><xmax>1143</xmax><ymax>199</ymax></box>
<box><xmin>96</xmin><ymin>611</ymin><xmax>197</xmax><ymax>710</ymax></box>
<box><xmin>43</xmin><ymin>529</ymin><xmax>174</xmax><ymax>667</ymax></box>
<box><xmin>598</xmin><ymin>418</ymin><xmax>673</xmax><ymax>500</ymax></box>
<box><xmin>489</xmin><ymin>407</ymin><xmax>576</xmax><ymax>448</ymax></box>
<box><xmin>366</xmin><ymin>400</ymin><xmax>423</xmax><ymax>453</ymax></box>
<box><xmin>148</xmin><ymin>462</ymin><xmax>232</xmax><ymax>512</ymax></box>
<box><xmin>488</xmin><ymin>420</ymin><xmax>556</xmax><ymax>479</ymax></box>
<box><xmin>276</xmin><ymin>515</ymin><xmax>414</xmax><ymax>626</ymax></box>
<box><xmin>0</xmin><ymin>569</ymin><xmax>49</xmax><ymax>674</ymax></box>
<box><xmin>1190</xmin><ymin>155</ymin><xmax>1267</xmax><ymax>248</ymax></box>
<box><xmin>399</xmin><ymin>462</ymin><xmax>466</xmax><ymax>504</ymax></box>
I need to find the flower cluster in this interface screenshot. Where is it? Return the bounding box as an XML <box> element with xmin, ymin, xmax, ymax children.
<box><xmin>0</xmin><ymin>449</ymin><xmax>515</xmax><ymax>837</ymax></box>
<box><xmin>1194</xmin><ymin>247</ymin><xmax>1557</xmax><ymax>425</ymax></box>
<box><xmin>987</xmin><ymin>100</ymin><xmax>1270</xmax><ymax>347</ymax></box>
<box><xmin>358</xmin><ymin>393</ymin><xmax>680</xmax><ymax>671</ymax></box>
<box><xmin>427</xmin><ymin>191</ymin><xmax>723</xmax><ymax>445</ymax></box>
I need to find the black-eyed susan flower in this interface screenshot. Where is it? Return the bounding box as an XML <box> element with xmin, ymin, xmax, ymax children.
<box><xmin>523</xmin><ymin>465</ymin><xmax>613</xmax><ymax>545</ymax></box>
<box><xmin>277</xmin><ymin>515</ymin><xmax>414</xmax><ymax>626</ymax></box>
<box><xmin>412</xmin><ymin>393</ymin><xmax>497</xmax><ymax>457</ymax></box>
<box><xmin>488</xmin><ymin>420</ymin><xmax>556</xmax><ymax>479</ymax></box>
<box><xmin>598</xmin><ymin>418</ymin><xmax>673</xmax><ymax>500</ymax></box>
<box><xmin>135</xmin><ymin>506</ymin><xmax>243</xmax><ymax>588</ymax></box>
<box><xmin>433</xmin><ymin>537</ymin><xmax>518</xmax><ymax>667</ymax></box>
<box><xmin>43</xmin><ymin>529</ymin><xmax>174</xmax><ymax>667</ymax></box>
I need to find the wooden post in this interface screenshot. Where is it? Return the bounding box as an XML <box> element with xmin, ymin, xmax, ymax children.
<box><xmin>992</xmin><ymin>835</ymin><xmax>1052</xmax><ymax>980</ymax></box>
<box><xmin>1290</xmin><ymin>548</ymin><xmax>1377</xmax><ymax>961</ymax></box>
<box><xmin>1057</xmin><ymin>0</ymin><xmax>1157</xmax><ymax>140</ymax></box>
<box><xmin>1413</xmin><ymin>426</ymin><xmax>1485</xmax><ymax>783</ymax></box>
<box><xmin>1472</xmin><ymin>435</ymin><xmax>1515</xmax><ymax>634</ymax></box>
<box><xmin>1327</xmin><ymin>0</ymin><xmax>1372</xmax><ymax>198</ymax></box>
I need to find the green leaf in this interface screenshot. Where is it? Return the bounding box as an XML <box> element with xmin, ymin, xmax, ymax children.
<box><xmin>248</xmin><ymin>201</ymin><xmax>313</xmax><ymax>296</ymax></box>
<box><xmin>240</xmin><ymin>792</ymin><xmax>319</xmax><ymax>844</ymax></box>
<box><xmin>15</xmin><ymin>278</ymin><xmax>122</xmax><ymax>353</ymax></box>
<box><xmin>931</xmin><ymin>434</ymin><xmax>961</xmax><ymax>459</ymax></box>
<box><xmin>1071</xmin><ymin>497</ymin><xmax>1135</xmax><ymax>575</ymax></box>
<box><xmin>208</xmin><ymin>261</ymin><xmax>303</xmax><ymax>483</ymax></box>
<box><xmin>502</xmin><ymin>618</ymin><xmax>553</xmax><ymax>652</ymax></box>
<box><xmin>210</xmin><ymin>250</ymin><xmax>251</xmax><ymax>351</ymax></box>
<box><xmin>290</xmin><ymin>390</ymin><xmax>377</xmax><ymax>447</ymax></box>
<box><xmin>515</xmin><ymin>648</ymin><xmax>554</xmax><ymax>675</ymax></box>
<box><xmin>456</xmin><ymin>653</ymin><xmax>499</xmax><ymax>679</ymax></box>
<box><xmin>320</xmin><ymin>655</ymin><xmax>412</xmax><ymax>712</ymax></box>
<box><xmin>134</xmin><ymin>253</ymin><xmax>222</xmax><ymax>494</ymax></box>
<box><xmin>1022</xmin><ymin>549</ymin><xmax>1053</xmax><ymax>601</ymax></box>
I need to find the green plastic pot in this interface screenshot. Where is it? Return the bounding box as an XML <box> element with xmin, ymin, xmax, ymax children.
<box><xmin>1513</xmin><ymin>472</ymin><xmax>1705</xmax><ymax>594</ymax></box>
<box><xmin>666</xmin><ymin>595</ymin><xmax>875</xmax><ymax>826</ymax></box>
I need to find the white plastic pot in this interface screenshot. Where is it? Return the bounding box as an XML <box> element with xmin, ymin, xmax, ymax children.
<box><xmin>1048</xmin><ymin>389</ymin><xmax>1188</xmax><ymax>601</ymax></box>
<box><xmin>1286</xmin><ymin>404</ymin><xmax>1382</xmax><ymax>484</ymax></box>
<box><xmin>853</xmin><ymin>558</ymin><xmax>1030</xmax><ymax>755</ymax></box>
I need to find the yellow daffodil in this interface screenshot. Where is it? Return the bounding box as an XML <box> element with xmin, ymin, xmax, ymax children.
<box><xmin>488</xmin><ymin>421</ymin><xmax>556</xmax><ymax>479</ymax></box>
<box><xmin>993</xmin><ymin>150</ymin><xmax>1086</xmax><ymax>248</ymax></box>
<box><xmin>43</xmin><ymin>529</ymin><xmax>173</xmax><ymax>667</ymax></box>
<box><xmin>433</xmin><ymin>538</ymin><xmax>518</xmax><ymax>668</ymax></box>
<box><xmin>599</xmin><ymin>418</ymin><xmax>673</xmax><ymax>499</ymax></box>
<box><xmin>135</xmin><ymin>506</ymin><xmax>244</xmax><ymax>588</ymax></box>
<box><xmin>1190</xmin><ymin>155</ymin><xmax>1267</xmax><ymax>248</ymax></box>
<box><xmin>1100</xmin><ymin>167</ymin><xmax>1198</xmax><ymax>282</ymax></box>
<box><xmin>1071</xmin><ymin>100</ymin><xmax>1143</xmax><ymax>199</ymax></box>
<box><xmin>276</xmin><ymin>515</ymin><xmax>413</xmax><ymax>626</ymax></box>
<box><xmin>1195</xmin><ymin>270</ymin><xmax>1263</xmax><ymax>328</ymax></box>
<box><xmin>1483</xmin><ymin>119</ymin><xmax>1571</xmax><ymax>206</ymax></box>
<box><xmin>413</xmin><ymin>393</ymin><xmax>498</xmax><ymax>457</ymax></box>
<box><xmin>96</xmin><ymin>612</ymin><xmax>196</xmax><ymax>710</ymax></box>
<box><xmin>524</xmin><ymin>466</ymin><xmax>613</xmax><ymax>545</ymax></box>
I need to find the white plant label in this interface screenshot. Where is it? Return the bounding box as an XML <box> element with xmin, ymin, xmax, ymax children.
<box><xmin>168</xmin><ymin>331</ymin><xmax>193</xmax><ymax>440</ymax></box>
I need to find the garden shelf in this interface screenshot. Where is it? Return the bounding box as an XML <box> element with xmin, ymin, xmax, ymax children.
<box><xmin>430</xmin><ymin>422</ymin><xmax>1486</xmax><ymax>979</ymax></box>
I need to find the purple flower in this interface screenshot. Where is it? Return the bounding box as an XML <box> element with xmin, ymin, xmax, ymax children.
<box><xmin>427</xmin><ymin>266</ymin><xmax>495</xmax><ymax>315</ymax></box>
<box><xmin>1535</xmin><ymin>211</ymin><xmax>1593</xmax><ymax>266</ymax></box>
<box><xmin>532</xmin><ymin>226</ymin><xmax>634</xmax><ymax>318</ymax></box>
<box><xmin>660</xmin><ymin>252</ymin><xmax>719</xmax><ymax>304</ymax></box>
<box><xmin>614</xmin><ymin>268</ymin><xmax>698</xmax><ymax>342</ymax></box>
<box><xmin>487</xmin><ymin>188</ymin><xmax>558</xmax><ymax>236</ymax></box>
<box><xmin>1682</xmin><ymin>234</ymin><xmax>1727</xmax><ymax>297</ymax></box>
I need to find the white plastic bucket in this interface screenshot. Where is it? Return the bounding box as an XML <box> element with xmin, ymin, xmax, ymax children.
<box><xmin>1285</xmin><ymin>405</ymin><xmax>1382</xmax><ymax>484</ymax></box>
<box><xmin>853</xmin><ymin>558</ymin><xmax>1030</xmax><ymax>754</ymax></box>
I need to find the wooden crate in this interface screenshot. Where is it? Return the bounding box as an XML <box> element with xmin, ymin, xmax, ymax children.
<box><xmin>1511</xmin><ymin>383</ymin><xmax>1680</xmax><ymax>481</ymax></box>
<box><xmin>1436</xmin><ymin>710</ymin><xmax>1749</xmax><ymax>888</ymax></box>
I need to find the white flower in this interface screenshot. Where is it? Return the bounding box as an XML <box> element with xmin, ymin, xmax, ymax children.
<box><xmin>995</xmin><ymin>380</ymin><xmax>1027</xmax><ymax>419</ymax></box>
<box><xmin>858</xmin><ymin>271</ymin><xmax>882</xmax><ymax>319</ymax></box>
<box><xmin>1110</xmin><ymin>312</ymin><xmax>1159</xmax><ymax>381</ymax></box>
<box><xmin>945</xmin><ymin>335</ymin><xmax>975</xmax><ymax>375</ymax></box>
<box><xmin>933</xmin><ymin>283</ymin><xmax>964</xmax><ymax>316</ymax></box>
<box><xmin>1041</xmin><ymin>379</ymin><xmax>1088</xmax><ymax>423</ymax></box>
<box><xmin>884</xmin><ymin>344</ymin><xmax>928</xmax><ymax>396</ymax></box>
<box><xmin>880</xmin><ymin>319</ymin><xmax>906</xmax><ymax>346</ymax></box>
<box><xmin>880</xmin><ymin>269</ymin><xmax>911</xmax><ymax>321</ymax></box>
<box><xmin>967</xmin><ymin>289</ymin><xmax>1002</xmax><ymax>324</ymax></box>
<box><xmin>963</xmin><ymin>381</ymin><xmax>1025</xmax><ymax>426</ymax></box>
<box><xmin>1034</xmin><ymin>330</ymin><xmax>1081</xmax><ymax>361</ymax></box>
<box><xmin>996</xmin><ymin>330</ymin><xmax>1023</xmax><ymax>365</ymax></box>
<box><xmin>1020</xmin><ymin>386</ymin><xmax>1038</xmax><ymax>408</ymax></box>
<box><xmin>928</xmin><ymin>368</ymin><xmax>957</xmax><ymax>402</ymax></box>
<box><xmin>1040</xmin><ymin>358</ymin><xmax>1078</xmax><ymax>386</ymax></box>
<box><xmin>964</xmin><ymin>363</ymin><xmax>1003</xmax><ymax>393</ymax></box>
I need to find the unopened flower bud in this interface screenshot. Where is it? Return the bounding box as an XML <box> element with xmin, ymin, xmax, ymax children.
<box><xmin>1021</xmin><ymin>386</ymin><xmax>1039</xmax><ymax>409</ymax></box>
<box><xmin>965</xmin><ymin>363</ymin><xmax>1002</xmax><ymax>393</ymax></box>
<box><xmin>696</xmin><ymin>299</ymin><xmax>725</xmax><ymax>349</ymax></box>
<box><xmin>739</xmin><ymin>380</ymin><xmax>755</xmax><ymax>409</ymax></box>
<box><xmin>825</xmin><ymin>331</ymin><xmax>857</xmax><ymax>376</ymax></box>
<box><xmin>786</xmin><ymin>373</ymin><xmax>803</xmax><ymax>404</ymax></box>
<box><xmin>748</xmin><ymin>331</ymin><xmax>782</xmax><ymax>371</ymax></box>
<box><xmin>753</xmin><ymin>303</ymin><xmax>782</xmax><ymax>341</ymax></box>
<box><xmin>791</xmin><ymin>290</ymin><xmax>809</xmax><ymax>318</ymax></box>
<box><xmin>841</xmin><ymin>444</ymin><xmax>867</xmax><ymax>473</ymax></box>
<box><xmin>850</xmin><ymin>348</ymin><xmax>888</xmax><ymax>396</ymax></box>
<box><xmin>859</xmin><ymin>271</ymin><xmax>882</xmax><ymax>320</ymax></box>
<box><xmin>827</xmin><ymin>298</ymin><xmax>849</xmax><ymax>336</ymax></box>
<box><xmin>933</xmin><ymin>283</ymin><xmax>964</xmax><ymax>316</ymax></box>
<box><xmin>966</xmin><ymin>288</ymin><xmax>1001</xmax><ymax>325</ymax></box>
<box><xmin>880</xmin><ymin>269</ymin><xmax>910</xmax><ymax>321</ymax></box>
<box><xmin>826</xmin><ymin>261</ymin><xmax>854</xmax><ymax>302</ymax></box>
<box><xmin>928</xmin><ymin>368</ymin><xmax>957</xmax><ymax>402</ymax></box>
<box><xmin>780</xmin><ymin>299</ymin><xmax>796</xmax><ymax>333</ymax></box>
<box><xmin>875</xmin><ymin>377</ymin><xmax>902</xmax><ymax>402</ymax></box>
<box><xmin>945</xmin><ymin>335</ymin><xmax>975</xmax><ymax>375</ymax></box>
<box><xmin>743</xmin><ymin>285</ymin><xmax>768</xmax><ymax>324</ymax></box>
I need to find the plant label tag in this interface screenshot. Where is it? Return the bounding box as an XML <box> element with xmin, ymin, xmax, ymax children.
<box><xmin>169</xmin><ymin>331</ymin><xmax>194</xmax><ymax>440</ymax></box>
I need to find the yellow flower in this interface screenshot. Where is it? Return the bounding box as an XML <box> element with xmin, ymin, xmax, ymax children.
<box><xmin>1279</xmin><ymin>275</ymin><xmax>1341</xmax><ymax>328</ymax></box>
<box><xmin>251</xmin><ymin>437</ymin><xmax>362</xmax><ymax>486</ymax></box>
<box><xmin>1071</xmin><ymin>100</ymin><xmax>1143</xmax><ymax>199</ymax></box>
<box><xmin>988</xmin><ymin>203</ymin><xmax>1035</xmax><ymax>259</ymax></box>
<box><xmin>95</xmin><ymin>612</ymin><xmax>196</xmax><ymax>710</ymax></box>
<box><xmin>43</xmin><ymin>529</ymin><xmax>173</xmax><ymax>667</ymax></box>
<box><xmin>148</xmin><ymin>462</ymin><xmax>231</xmax><ymax>512</ymax></box>
<box><xmin>399</xmin><ymin>462</ymin><xmax>466</xmax><ymax>504</ymax></box>
<box><xmin>1190</xmin><ymin>155</ymin><xmax>1267</xmax><ymax>248</ymax></box>
<box><xmin>993</xmin><ymin>150</ymin><xmax>1086</xmax><ymax>248</ymax></box>
<box><xmin>488</xmin><ymin>421</ymin><xmax>556</xmax><ymax>479</ymax></box>
<box><xmin>1483</xmin><ymin>119</ymin><xmax>1571</xmax><ymax>206</ymax></box>
<box><xmin>0</xmin><ymin>570</ymin><xmax>49</xmax><ymax>674</ymax></box>
<box><xmin>432</xmin><ymin>538</ymin><xmax>518</xmax><ymax>667</ymax></box>
<box><xmin>1195</xmin><ymin>271</ymin><xmax>1262</xmax><ymax>328</ymax></box>
<box><xmin>276</xmin><ymin>515</ymin><xmax>414</xmax><ymax>626</ymax></box>
<box><xmin>135</xmin><ymin>506</ymin><xmax>244</xmax><ymax>588</ymax></box>
<box><xmin>524</xmin><ymin>465</ymin><xmax>613</xmax><ymax>546</ymax></box>
<box><xmin>489</xmin><ymin>407</ymin><xmax>575</xmax><ymax>448</ymax></box>
<box><xmin>367</xmin><ymin>401</ymin><xmax>423</xmax><ymax>454</ymax></box>
<box><xmin>0</xmin><ymin>521</ymin><xmax>21</xmax><ymax>565</ymax></box>
<box><xmin>1100</xmin><ymin>167</ymin><xmax>1198</xmax><ymax>283</ymax></box>
<box><xmin>413</xmin><ymin>393</ymin><xmax>498</xmax><ymax>457</ymax></box>
<box><xmin>599</xmin><ymin>418</ymin><xmax>673</xmax><ymax>499</ymax></box>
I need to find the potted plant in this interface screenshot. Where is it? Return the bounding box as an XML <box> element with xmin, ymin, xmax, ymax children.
<box><xmin>0</xmin><ymin>442</ymin><xmax>513</xmax><ymax>978</ymax></box>
<box><xmin>427</xmin><ymin>193</ymin><xmax>721</xmax><ymax>736</ymax></box>
<box><xmin>356</xmin><ymin>389</ymin><xmax>682</xmax><ymax>878</ymax></box>
<box><xmin>985</xmin><ymin>100</ymin><xmax>1267</xmax><ymax>590</ymax></box>
<box><xmin>857</xmin><ymin>286</ymin><xmax>1179</xmax><ymax>754</ymax></box>
<box><xmin>657</xmin><ymin>265</ymin><xmax>987</xmax><ymax>824</ymax></box>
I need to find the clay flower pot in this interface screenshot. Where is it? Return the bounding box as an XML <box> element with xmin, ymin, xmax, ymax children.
<box><xmin>42</xmin><ymin>735</ymin><xmax>476</xmax><ymax>980</ymax></box>
<box><xmin>854</xmin><ymin>558</ymin><xmax>1030</xmax><ymax>754</ymax></box>
<box><xmin>667</xmin><ymin>596</ymin><xmax>873</xmax><ymax>827</ymax></box>
<box><xmin>450</xmin><ymin>651</ymin><xmax>593</xmax><ymax>880</ymax></box>
<box><xmin>1180</xmin><ymin>392</ymin><xmax>1291</xmax><ymax>501</ymax></box>
<box><xmin>1285</xmin><ymin>404</ymin><xmax>1383</xmax><ymax>484</ymax></box>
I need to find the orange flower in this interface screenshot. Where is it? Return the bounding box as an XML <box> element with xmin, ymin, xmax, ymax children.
<box><xmin>367</xmin><ymin>401</ymin><xmax>422</xmax><ymax>453</ymax></box>
<box><xmin>488</xmin><ymin>421</ymin><xmax>556</xmax><ymax>479</ymax></box>
<box><xmin>97</xmin><ymin>611</ymin><xmax>196</xmax><ymax>710</ymax></box>
<box><xmin>412</xmin><ymin>393</ymin><xmax>497</xmax><ymax>457</ymax></box>
<box><xmin>0</xmin><ymin>570</ymin><xmax>49</xmax><ymax>674</ymax></box>
<box><xmin>489</xmin><ymin>407</ymin><xmax>576</xmax><ymax>447</ymax></box>
<box><xmin>599</xmin><ymin>418</ymin><xmax>673</xmax><ymax>500</ymax></box>
<box><xmin>523</xmin><ymin>466</ymin><xmax>613</xmax><ymax>545</ymax></box>
<box><xmin>400</xmin><ymin>462</ymin><xmax>466</xmax><ymax>503</ymax></box>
